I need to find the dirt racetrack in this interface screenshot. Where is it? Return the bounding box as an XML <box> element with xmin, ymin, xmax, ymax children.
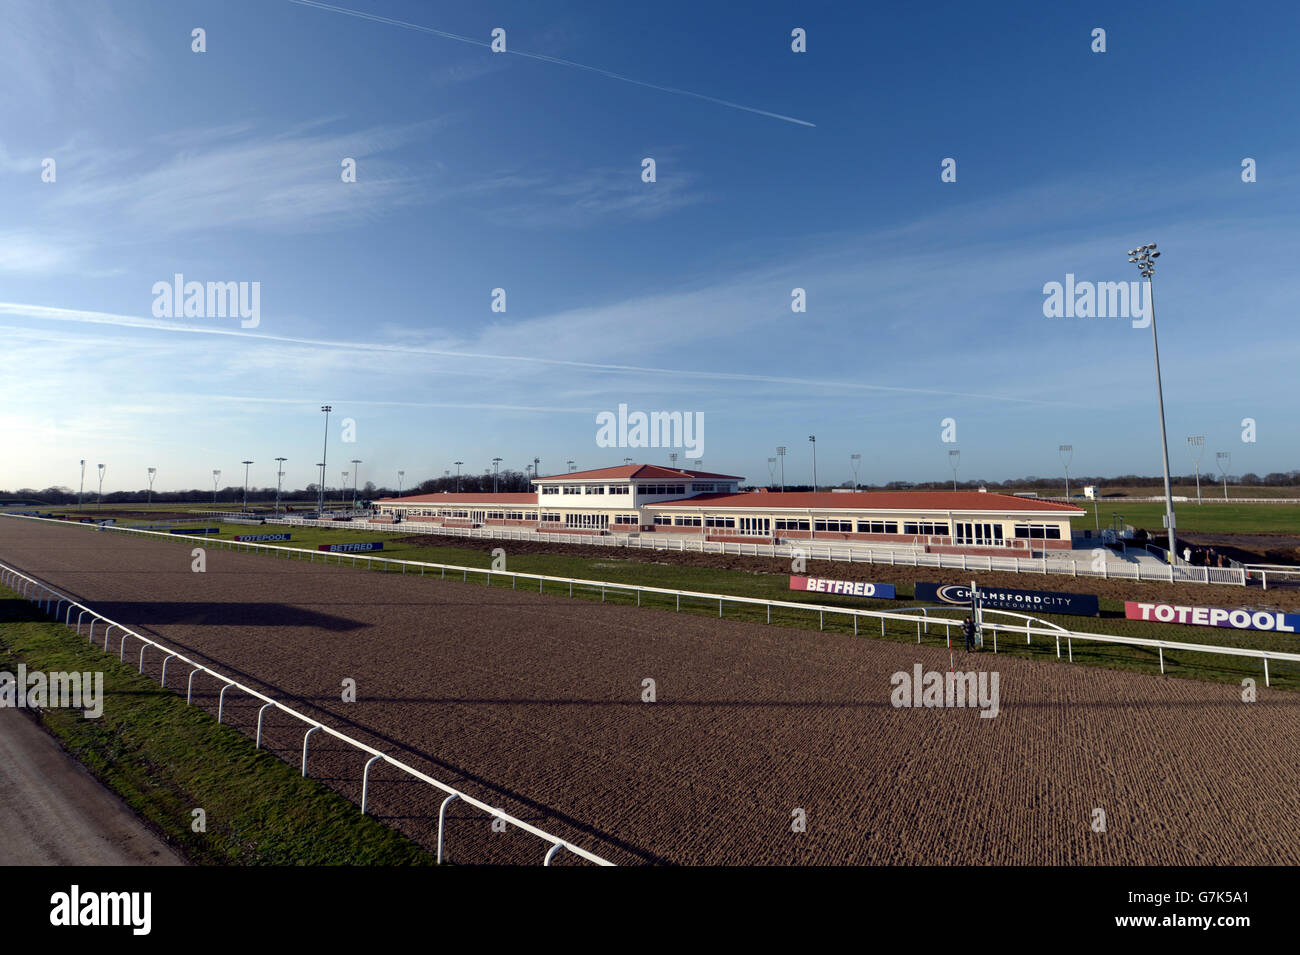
<box><xmin>2</xmin><ymin>517</ymin><xmax>1298</xmax><ymax>866</ymax></box>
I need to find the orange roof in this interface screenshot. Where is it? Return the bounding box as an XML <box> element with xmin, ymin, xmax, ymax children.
<box><xmin>534</xmin><ymin>464</ymin><xmax>743</xmax><ymax>481</ymax></box>
<box><xmin>373</xmin><ymin>493</ymin><xmax>537</xmax><ymax>505</ymax></box>
<box><xmin>644</xmin><ymin>490</ymin><xmax>1086</xmax><ymax>513</ymax></box>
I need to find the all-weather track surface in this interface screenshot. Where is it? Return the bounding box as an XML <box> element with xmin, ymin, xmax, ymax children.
<box><xmin>2</xmin><ymin>518</ymin><xmax>1297</xmax><ymax>866</ymax></box>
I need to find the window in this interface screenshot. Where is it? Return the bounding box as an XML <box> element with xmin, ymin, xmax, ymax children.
<box><xmin>541</xmin><ymin>513</ymin><xmax>561</xmax><ymax>522</ymax></box>
<box><xmin>673</xmin><ymin>515</ymin><xmax>702</xmax><ymax>527</ymax></box>
<box><xmin>775</xmin><ymin>519</ymin><xmax>811</xmax><ymax>531</ymax></box>
<box><xmin>902</xmin><ymin>521</ymin><xmax>950</xmax><ymax>536</ymax></box>
<box><xmin>705</xmin><ymin>517</ymin><xmax>735</xmax><ymax>528</ymax></box>
<box><xmin>505</xmin><ymin>511</ymin><xmax>524</xmax><ymax>520</ymax></box>
<box><xmin>566</xmin><ymin>513</ymin><xmax>609</xmax><ymax>528</ymax></box>
<box><xmin>609</xmin><ymin>485</ymin><xmax>630</xmax><ymax>495</ymax></box>
<box><xmin>614</xmin><ymin>514</ymin><xmax>639</xmax><ymax>525</ymax></box>
<box><xmin>638</xmin><ymin>484</ymin><xmax>687</xmax><ymax>495</ymax></box>
<box><xmin>584</xmin><ymin>485</ymin><xmax>605</xmax><ymax>494</ymax></box>
<box><xmin>654</xmin><ymin>515</ymin><xmax>674</xmax><ymax>525</ymax></box>
<box><xmin>692</xmin><ymin>483</ymin><xmax>716</xmax><ymax>492</ymax></box>
<box><xmin>1014</xmin><ymin>523</ymin><xmax>1062</xmax><ymax>540</ymax></box>
<box><xmin>541</xmin><ymin>486</ymin><xmax>559</xmax><ymax>495</ymax></box>
<box><xmin>855</xmin><ymin>520</ymin><xmax>899</xmax><ymax>534</ymax></box>
<box><xmin>815</xmin><ymin>519</ymin><xmax>852</xmax><ymax>532</ymax></box>
<box><xmin>487</xmin><ymin>511</ymin><xmax>504</xmax><ymax>520</ymax></box>
<box><xmin>562</xmin><ymin>486</ymin><xmax>580</xmax><ymax>495</ymax></box>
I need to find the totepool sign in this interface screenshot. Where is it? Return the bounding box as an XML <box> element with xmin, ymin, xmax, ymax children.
<box><xmin>318</xmin><ymin>541</ymin><xmax>384</xmax><ymax>553</ymax></box>
<box><xmin>916</xmin><ymin>582</ymin><xmax>1099</xmax><ymax>617</ymax></box>
<box><xmin>1125</xmin><ymin>601</ymin><xmax>1299</xmax><ymax>633</ymax></box>
<box><xmin>790</xmin><ymin>576</ymin><xmax>896</xmax><ymax>599</ymax></box>
<box><xmin>235</xmin><ymin>533</ymin><xmax>291</xmax><ymax>542</ymax></box>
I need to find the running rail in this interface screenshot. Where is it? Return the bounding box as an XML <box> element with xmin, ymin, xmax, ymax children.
<box><xmin>0</xmin><ymin>553</ymin><xmax>614</xmax><ymax>867</ymax></box>
<box><xmin>8</xmin><ymin>514</ymin><xmax>1296</xmax><ymax>688</ymax></box>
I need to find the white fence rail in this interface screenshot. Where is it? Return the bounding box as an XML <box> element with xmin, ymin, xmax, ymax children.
<box><xmin>0</xmin><ymin>551</ymin><xmax>613</xmax><ymax>867</ymax></box>
<box><xmin>280</xmin><ymin>516</ymin><xmax>1251</xmax><ymax>587</ymax></box>
<box><xmin>7</xmin><ymin>515</ymin><xmax>1294</xmax><ymax>689</ymax></box>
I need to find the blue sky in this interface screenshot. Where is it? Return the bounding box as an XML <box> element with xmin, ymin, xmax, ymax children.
<box><xmin>2</xmin><ymin>0</ymin><xmax>1298</xmax><ymax>494</ymax></box>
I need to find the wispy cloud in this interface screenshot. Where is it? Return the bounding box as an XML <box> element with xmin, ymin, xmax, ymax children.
<box><xmin>48</xmin><ymin>121</ymin><xmax>435</xmax><ymax>236</ymax></box>
<box><xmin>283</xmin><ymin>0</ymin><xmax>815</xmax><ymax>127</ymax></box>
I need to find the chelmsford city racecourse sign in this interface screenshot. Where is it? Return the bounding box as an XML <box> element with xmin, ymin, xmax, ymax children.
<box><xmin>790</xmin><ymin>576</ymin><xmax>896</xmax><ymax>599</ymax></box>
<box><xmin>318</xmin><ymin>541</ymin><xmax>384</xmax><ymax>553</ymax></box>
<box><xmin>916</xmin><ymin>582</ymin><xmax>1099</xmax><ymax>617</ymax></box>
<box><xmin>1126</xmin><ymin>601</ymin><xmax>1300</xmax><ymax>633</ymax></box>
<box><xmin>234</xmin><ymin>533</ymin><xmax>291</xmax><ymax>542</ymax></box>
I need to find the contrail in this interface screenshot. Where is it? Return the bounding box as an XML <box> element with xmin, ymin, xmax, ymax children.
<box><xmin>284</xmin><ymin>0</ymin><xmax>815</xmax><ymax>127</ymax></box>
<box><xmin>0</xmin><ymin>301</ymin><xmax>1065</xmax><ymax>406</ymax></box>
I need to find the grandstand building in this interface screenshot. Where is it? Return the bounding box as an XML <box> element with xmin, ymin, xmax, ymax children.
<box><xmin>372</xmin><ymin>464</ymin><xmax>1086</xmax><ymax>556</ymax></box>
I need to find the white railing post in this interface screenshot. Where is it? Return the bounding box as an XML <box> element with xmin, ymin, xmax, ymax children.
<box><xmin>302</xmin><ymin>725</ymin><xmax>322</xmax><ymax>775</ymax></box>
<box><xmin>361</xmin><ymin>754</ymin><xmax>386</xmax><ymax>814</ymax></box>
<box><xmin>218</xmin><ymin>682</ymin><xmax>234</xmax><ymax>722</ymax></box>
<box><xmin>437</xmin><ymin>793</ymin><xmax>459</xmax><ymax>864</ymax></box>
<box><xmin>255</xmin><ymin>701</ymin><xmax>276</xmax><ymax>747</ymax></box>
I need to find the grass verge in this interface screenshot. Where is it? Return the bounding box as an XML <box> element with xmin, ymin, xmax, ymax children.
<box><xmin>0</xmin><ymin>588</ymin><xmax>433</xmax><ymax>865</ymax></box>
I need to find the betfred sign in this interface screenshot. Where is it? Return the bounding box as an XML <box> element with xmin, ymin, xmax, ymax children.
<box><xmin>790</xmin><ymin>576</ymin><xmax>896</xmax><ymax>599</ymax></box>
<box><xmin>916</xmin><ymin>582</ymin><xmax>1099</xmax><ymax>617</ymax></box>
<box><xmin>318</xmin><ymin>541</ymin><xmax>384</xmax><ymax>553</ymax></box>
<box><xmin>1125</xmin><ymin>601</ymin><xmax>1299</xmax><ymax>633</ymax></box>
<box><xmin>235</xmin><ymin>533</ymin><xmax>291</xmax><ymax>542</ymax></box>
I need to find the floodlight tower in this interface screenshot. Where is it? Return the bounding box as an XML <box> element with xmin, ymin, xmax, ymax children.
<box><xmin>492</xmin><ymin>458</ymin><xmax>501</xmax><ymax>493</ymax></box>
<box><xmin>1127</xmin><ymin>242</ymin><xmax>1177</xmax><ymax>561</ymax></box>
<box><xmin>97</xmin><ymin>464</ymin><xmax>106</xmax><ymax>509</ymax></box>
<box><xmin>567</xmin><ymin>460</ymin><xmax>575</xmax><ymax>473</ymax></box>
<box><xmin>318</xmin><ymin>405</ymin><xmax>332</xmax><ymax>516</ymax></box>
<box><xmin>350</xmin><ymin>459</ymin><xmax>361</xmax><ymax>509</ymax></box>
<box><xmin>78</xmin><ymin>459</ymin><xmax>86</xmax><ymax>508</ymax></box>
<box><xmin>146</xmin><ymin>467</ymin><xmax>156</xmax><ymax>506</ymax></box>
<box><xmin>1187</xmin><ymin>436</ymin><xmax>1205</xmax><ymax>504</ymax></box>
<box><xmin>776</xmin><ymin>446</ymin><xmax>787</xmax><ymax>492</ymax></box>
<box><xmin>1217</xmin><ymin>451</ymin><xmax>1231</xmax><ymax>501</ymax></box>
<box><xmin>454</xmin><ymin>461</ymin><xmax>463</xmax><ymax>493</ymax></box>
<box><xmin>949</xmin><ymin>449</ymin><xmax>960</xmax><ymax>492</ymax></box>
<box><xmin>242</xmin><ymin>460</ymin><xmax>254</xmax><ymax>512</ymax></box>
<box><xmin>808</xmin><ymin>435</ymin><xmax>817</xmax><ymax>491</ymax></box>
<box><xmin>212</xmin><ymin>469</ymin><xmax>221</xmax><ymax>506</ymax></box>
<box><xmin>767</xmin><ymin>457</ymin><xmax>778</xmax><ymax>488</ymax></box>
<box><xmin>397</xmin><ymin>470</ymin><xmax>405</xmax><ymax>497</ymax></box>
<box><xmin>623</xmin><ymin>457</ymin><xmax>633</xmax><ymax>466</ymax></box>
<box><xmin>274</xmin><ymin>457</ymin><xmax>287</xmax><ymax>515</ymax></box>
<box><xmin>668</xmin><ymin>453</ymin><xmax>678</xmax><ymax>468</ymax></box>
<box><xmin>850</xmin><ymin>453</ymin><xmax>861</xmax><ymax>492</ymax></box>
<box><xmin>1058</xmin><ymin>445</ymin><xmax>1073</xmax><ymax>500</ymax></box>
<box><xmin>341</xmin><ymin>471</ymin><xmax>348</xmax><ymax>504</ymax></box>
